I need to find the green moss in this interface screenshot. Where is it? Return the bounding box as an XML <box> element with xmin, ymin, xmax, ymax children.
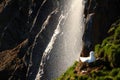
<box><xmin>95</xmin><ymin>20</ymin><xmax>120</xmax><ymax>67</ymax></box>
<box><xmin>57</xmin><ymin>61</ymin><xmax>120</xmax><ymax>80</ymax></box>
<box><xmin>78</xmin><ymin>75</ymin><xmax>88</xmax><ymax>80</ymax></box>
<box><xmin>110</xmin><ymin>68</ymin><xmax>119</xmax><ymax>77</ymax></box>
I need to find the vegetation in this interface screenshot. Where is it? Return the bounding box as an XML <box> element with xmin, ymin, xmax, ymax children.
<box><xmin>57</xmin><ymin>61</ymin><xmax>79</xmax><ymax>80</ymax></box>
<box><xmin>95</xmin><ymin>19</ymin><xmax>120</xmax><ymax>67</ymax></box>
<box><xmin>57</xmin><ymin>20</ymin><xmax>120</xmax><ymax>80</ymax></box>
<box><xmin>57</xmin><ymin>61</ymin><xmax>120</xmax><ymax>80</ymax></box>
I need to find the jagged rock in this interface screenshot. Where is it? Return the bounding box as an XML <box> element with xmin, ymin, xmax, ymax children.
<box><xmin>0</xmin><ymin>39</ymin><xmax>28</xmax><ymax>79</ymax></box>
<box><xmin>81</xmin><ymin>0</ymin><xmax>120</xmax><ymax>56</ymax></box>
<box><xmin>0</xmin><ymin>0</ymin><xmax>60</xmax><ymax>79</ymax></box>
<box><xmin>0</xmin><ymin>39</ymin><xmax>28</xmax><ymax>70</ymax></box>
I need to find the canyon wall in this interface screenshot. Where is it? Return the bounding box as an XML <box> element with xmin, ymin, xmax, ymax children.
<box><xmin>0</xmin><ymin>0</ymin><xmax>61</xmax><ymax>79</ymax></box>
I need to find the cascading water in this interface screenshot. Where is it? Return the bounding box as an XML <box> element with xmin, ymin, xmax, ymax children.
<box><xmin>35</xmin><ymin>0</ymin><xmax>85</xmax><ymax>79</ymax></box>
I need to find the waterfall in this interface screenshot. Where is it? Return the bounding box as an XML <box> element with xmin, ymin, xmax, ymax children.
<box><xmin>35</xmin><ymin>14</ymin><xmax>65</xmax><ymax>80</ymax></box>
<box><xmin>35</xmin><ymin>0</ymin><xmax>85</xmax><ymax>79</ymax></box>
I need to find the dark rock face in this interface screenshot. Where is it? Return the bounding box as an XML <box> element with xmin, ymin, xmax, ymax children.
<box><xmin>81</xmin><ymin>0</ymin><xmax>120</xmax><ymax>56</ymax></box>
<box><xmin>0</xmin><ymin>0</ymin><xmax>31</xmax><ymax>51</ymax></box>
<box><xmin>0</xmin><ymin>39</ymin><xmax>28</xmax><ymax>80</ymax></box>
<box><xmin>0</xmin><ymin>0</ymin><xmax>61</xmax><ymax>80</ymax></box>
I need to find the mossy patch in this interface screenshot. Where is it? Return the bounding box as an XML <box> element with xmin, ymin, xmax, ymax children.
<box><xmin>57</xmin><ymin>61</ymin><xmax>120</xmax><ymax>80</ymax></box>
<box><xmin>95</xmin><ymin>19</ymin><xmax>120</xmax><ymax>67</ymax></box>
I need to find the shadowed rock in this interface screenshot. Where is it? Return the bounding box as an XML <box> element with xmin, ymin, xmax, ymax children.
<box><xmin>0</xmin><ymin>39</ymin><xmax>28</xmax><ymax>69</ymax></box>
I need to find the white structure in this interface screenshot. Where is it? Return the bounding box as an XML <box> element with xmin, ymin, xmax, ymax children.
<box><xmin>80</xmin><ymin>51</ymin><xmax>95</xmax><ymax>63</ymax></box>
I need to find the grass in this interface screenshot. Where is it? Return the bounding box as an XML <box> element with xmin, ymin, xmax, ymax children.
<box><xmin>57</xmin><ymin>62</ymin><xmax>120</xmax><ymax>80</ymax></box>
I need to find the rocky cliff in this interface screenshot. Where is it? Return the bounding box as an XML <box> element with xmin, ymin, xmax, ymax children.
<box><xmin>0</xmin><ymin>0</ymin><xmax>62</xmax><ymax>79</ymax></box>
<box><xmin>0</xmin><ymin>0</ymin><xmax>120</xmax><ymax>80</ymax></box>
<box><xmin>81</xmin><ymin>0</ymin><xmax>120</xmax><ymax>56</ymax></box>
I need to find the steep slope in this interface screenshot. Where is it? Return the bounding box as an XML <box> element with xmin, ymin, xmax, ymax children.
<box><xmin>0</xmin><ymin>0</ymin><xmax>61</xmax><ymax>79</ymax></box>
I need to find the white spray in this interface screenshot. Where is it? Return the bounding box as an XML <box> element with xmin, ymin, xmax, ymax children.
<box><xmin>35</xmin><ymin>0</ymin><xmax>85</xmax><ymax>79</ymax></box>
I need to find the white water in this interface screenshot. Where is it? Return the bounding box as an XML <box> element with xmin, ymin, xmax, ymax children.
<box><xmin>35</xmin><ymin>0</ymin><xmax>85</xmax><ymax>79</ymax></box>
<box><xmin>26</xmin><ymin>8</ymin><xmax>58</xmax><ymax>78</ymax></box>
<box><xmin>35</xmin><ymin>15</ymin><xmax>65</xmax><ymax>80</ymax></box>
<box><xmin>29</xmin><ymin>0</ymin><xmax>47</xmax><ymax>32</ymax></box>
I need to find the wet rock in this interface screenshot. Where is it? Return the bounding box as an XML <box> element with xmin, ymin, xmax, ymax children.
<box><xmin>0</xmin><ymin>0</ymin><xmax>60</xmax><ymax>79</ymax></box>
